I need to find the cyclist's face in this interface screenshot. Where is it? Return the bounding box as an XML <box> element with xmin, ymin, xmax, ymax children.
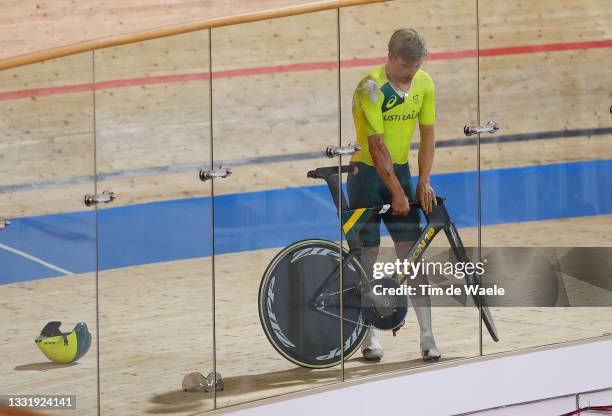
<box><xmin>388</xmin><ymin>54</ymin><xmax>424</xmax><ymax>85</ymax></box>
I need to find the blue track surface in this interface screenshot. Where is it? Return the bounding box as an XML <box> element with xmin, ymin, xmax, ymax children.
<box><xmin>1</xmin><ymin>159</ymin><xmax>611</xmax><ymax>284</ymax></box>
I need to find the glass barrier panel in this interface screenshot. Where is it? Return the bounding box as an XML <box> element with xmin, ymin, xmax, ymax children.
<box><xmin>339</xmin><ymin>0</ymin><xmax>481</xmax><ymax>381</ymax></box>
<box><xmin>0</xmin><ymin>53</ymin><xmax>98</xmax><ymax>414</ymax></box>
<box><xmin>211</xmin><ymin>10</ymin><xmax>344</xmax><ymax>407</ymax></box>
<box><xmin>478</xmin><ymin>0</ymin><xmax>612</xmax><ymax>355</ymax></box>
<box><xmin>93</xmin><ymin>32</ymin><xmax>214</xmax><ymax>414</ymax></box>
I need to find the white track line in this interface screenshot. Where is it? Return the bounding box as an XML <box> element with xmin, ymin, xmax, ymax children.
<box><xmin>0</xmin><ymin>242</ymin><xmax>75</xmax><ymax>276</ymax></box>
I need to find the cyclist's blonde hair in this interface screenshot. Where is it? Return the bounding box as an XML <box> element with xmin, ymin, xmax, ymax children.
<box><xmin>388</xmin><ymin>28</ymin><xmax>427</xmax><ymax>63</ymax></box>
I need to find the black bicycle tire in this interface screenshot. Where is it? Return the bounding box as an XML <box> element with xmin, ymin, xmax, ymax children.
<box><xmin>258</xmin><ymin>239</ymin><xmax>369</xmax><ymax>368</ymax></box>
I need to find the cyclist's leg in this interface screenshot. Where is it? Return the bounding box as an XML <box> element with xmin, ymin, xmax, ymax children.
<box><xmin>348</xmin><ymin>162</ymin><xmax>385</xmax><ymax>360</ymax></box>
<box><xmin>347</xmin><ymin>162</ymin><xmax>384</xmax><ymax>277</ymax></box>
<box><xmin>383</xmin><ymin>164</ymin><xmax>441</xmax><ymax>361</ymax></box>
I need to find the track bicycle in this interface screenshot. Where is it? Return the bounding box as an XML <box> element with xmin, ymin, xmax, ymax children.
<box><xmin>258</xmin><ymin>164</ymin><xmax>499</xmax><ymax>368</ymax></box>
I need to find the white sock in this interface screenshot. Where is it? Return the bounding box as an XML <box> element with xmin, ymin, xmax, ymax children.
<box><xmin>409</xmin><ymin>293</ymin><xmax>436</xmax><ymax>349</ymax></box>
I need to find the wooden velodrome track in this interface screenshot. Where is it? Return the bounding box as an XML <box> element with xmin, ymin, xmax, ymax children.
<box><xmin>0</xmin><ymin>0</ymin><xmax>611</xmax><ymax>414</ymax></box>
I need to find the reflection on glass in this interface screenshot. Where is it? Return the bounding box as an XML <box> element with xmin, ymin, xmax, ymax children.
<box><xmin>478</xmin><ymin>0</ymin><xmax>612</xmax><ymax>354</ymax></box>
<box><xmin>93</xmin><ymin>32</ymin><xmax>214</xmax><ymax>414</ymax></box>
<box><xmin>339</xmin><ymin>0</ymin><xmax>481</xmax><ymax>381</ymax></box>
<box><xmin>211</xmin><ymin>10</ymin><xmax>343</xmax><ymax>407</ymax></box>
<box><xmin>0</xmin><ymin>53</ymin><xmax>98</xmax><ymax>414</ymax></box>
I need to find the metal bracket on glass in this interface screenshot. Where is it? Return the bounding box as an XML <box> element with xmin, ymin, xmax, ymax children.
<box><xmin>464</xmin><ymin>120</ymin><xmax>500</xmax><ymax>136</ymax></box>
<box><xmin>84</xmin><ymin>191</ymin><xmax>116</xmax><ymax>207</ymax></box>
<box><xmin>325</xmin><ymin>143</ymin><xmax>361</xmax><ymax>158</ymax></box>
<box><xmin>0</xmin><ymin>217</ymin><xmax>10</xmax><ymax>230</ymax></box>
<box><xmin>199</xmin><ymin>166</ymin><xmax>232</xmax><ymax>182</ymax></box>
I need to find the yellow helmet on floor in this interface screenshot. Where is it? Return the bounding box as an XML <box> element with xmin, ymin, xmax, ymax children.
<box><xmin>35</xmin><ymin>321</ymin><xmax>91</xmax><ymax>364</ymax></box>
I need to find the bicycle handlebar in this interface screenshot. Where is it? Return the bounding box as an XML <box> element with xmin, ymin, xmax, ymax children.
<box><xmin>350</xmin><ymin>197</ymin><xmax>443</xmax><ymax>214</ymax></box>
<box><xmin>308</xmin><ymin>165</ymin><xmax>444</xmax><ymax>212</ymax></box>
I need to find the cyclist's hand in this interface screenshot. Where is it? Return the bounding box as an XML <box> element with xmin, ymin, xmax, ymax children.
<box><xmin>391</xmin><ymin>192</ymin><xmax>410</xmax><ymax>215</ymax></box>
<box><xmin>417</xmin><ymin>180</ymin><xmax>437</xmax><ymax>214</ymax></box>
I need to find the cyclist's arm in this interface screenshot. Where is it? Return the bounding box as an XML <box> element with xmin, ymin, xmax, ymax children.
<box><xmin>416</xmin><ymin>124</ymin><xmax>436</xmax><ymax>213</ymax></box>
<box><xmin>416</xmin><ymin>74</ymin><xmax>437</xmax><ymax>213</ymax></box>
<box><xmin>357</xmin><ymin>79</ymin><xmax>410</xmax><ymax>215</ymax></box>
<box><xmin>368</xmin><ymin>134</ymin><xmax>410</xmax><ymax>215</ymax></box>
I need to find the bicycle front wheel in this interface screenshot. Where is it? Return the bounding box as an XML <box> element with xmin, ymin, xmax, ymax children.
<box><xmin>258</xmin><ymin>239</ymin><xmax>368</xmax><ymax>368</ymax></box>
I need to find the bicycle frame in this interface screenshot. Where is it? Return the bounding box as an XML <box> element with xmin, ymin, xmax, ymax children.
<box><xmin>307</xmin><ymin>165</ymin><xmax>499</xmax><ymax>341</ymax></box>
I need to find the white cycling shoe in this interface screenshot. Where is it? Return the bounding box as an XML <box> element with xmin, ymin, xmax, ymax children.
<box><xmin>361</xmin><ymin>327</ymin><xmax>384</xmax><ymax>360</ymax></box>
<box><xmin>420</xmin><ymin>335</ymin><xmax>441</xmax><ymax>361</ymax></box>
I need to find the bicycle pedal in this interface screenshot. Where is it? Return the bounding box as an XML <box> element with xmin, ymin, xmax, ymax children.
<box><xmin>392</xmin><ymin>320</ymin><xmax>406</xmax><ymax>336</ymax></box>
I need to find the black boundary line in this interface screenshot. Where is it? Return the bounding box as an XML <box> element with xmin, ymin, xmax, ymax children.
<box><xmin>1</xmin><ymin>127</ymin><xmax>611</xmax><ymax>194</ymax></box>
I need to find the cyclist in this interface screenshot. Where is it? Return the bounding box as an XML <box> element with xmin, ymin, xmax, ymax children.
<box><xmin>348</xmin><ymin>28</ymin><xmax>440</xmax><ymax>361</ymax></box>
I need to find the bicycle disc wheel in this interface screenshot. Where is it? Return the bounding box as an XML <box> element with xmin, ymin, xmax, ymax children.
<box><xmin>258</xmin><ymin>239</ymin><xmax>368</xmax><ymax>368</ymax></box>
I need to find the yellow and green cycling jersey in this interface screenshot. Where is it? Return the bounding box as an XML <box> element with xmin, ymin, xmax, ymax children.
<box><xmin>351</xmin><ymin>65</ymin><xmax>436</xmax><ymax>166</ymax></box>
